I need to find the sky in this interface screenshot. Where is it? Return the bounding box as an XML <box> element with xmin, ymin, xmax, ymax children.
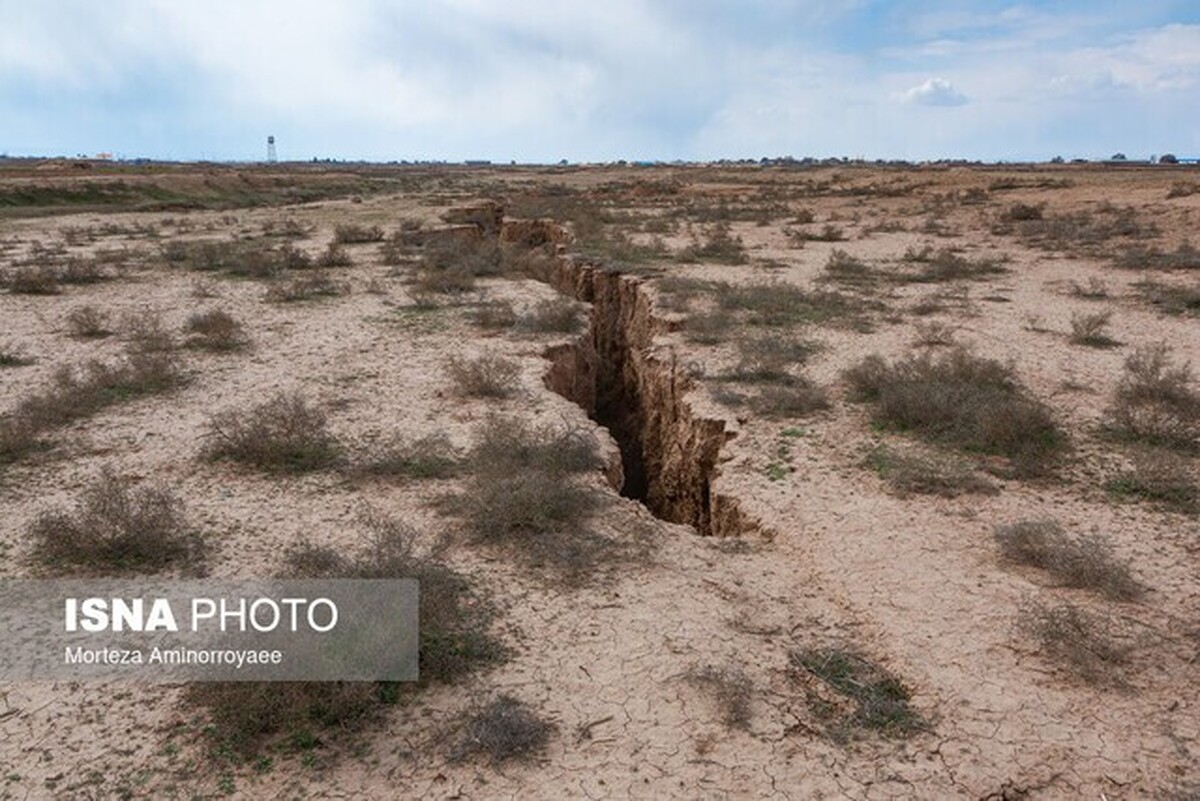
<box><xmin>1</xmin><ymin>1</ymin><xmax>1198</xmax><ymax>163</ymax></box>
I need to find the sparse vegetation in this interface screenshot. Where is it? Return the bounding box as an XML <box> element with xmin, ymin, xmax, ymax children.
<box><xmin>749</xmin><ymin>379</ymin><xmax>831</xmax><ymax>418</ymax></box>
<box><xmin>351</xmin><ymin>432</ymin><xmax>460</xmax><ymax>480</ymax></box>
<box><xmin>1017</xmin><ymin>600</ymin><xmax>1132</xmax><ymax>685</ymax></box>
<box><xmin>333</xmin><ymin>223</ymin><xmax>384</xmax><ymax>244</ymax></box>
<box><xmin>446</xmin><ymin>353</ymin><xmax>521</xmax><ymax>398</ymax></box>
<box><xmin>183</xmin><ymin>309</ymin><xmax>248</xmax><ymax>352</ymax></box>
<box><xmin>790</xmin><ymin>646</ymin><xmax>925</xmax><ymax>740</ymax></box>
<box><xmin>1105</xmin><ymin>344</ymin><xmax>1200</xmax><ymax>450</ymax></box>
<box><xmin>516</xmin><ymin>296</ymin><xmax>583</xmax><ymax>334</ymax></box>
<box><xmin>867</xmin><ymin>445</ymin><xmax>996</xmax><ymax>497</ymax></box>
<box><xmin>993</xmin><ymin>519</ymin><xmax>1143</xmax><ymax>601</ymax></box>
<box><xmin>0</xmin><ymin>345</ymin><xmax>34</xmax><ymax>368</ymax></box>
<box><xmin>66</xmin><ymin>305</ymin><xmax>112</xmax><ymax>339</ymax></box>
<box><xmin>1105</xmin><ymin>450</ymin><xmax>1198</xmax><ymax>515</ymax></box>
<box><xmin>684</xmin><ymin>664</ymin><xmax>753</xmax><ymax>730</ymax></box>
<box><xmin>29</xmin><ymin>469</ymin><xmax>205</xmax><ymax>574</ymax></box>
<box><xmin>264</xmin><ymin>272</ymin><xmax>347</xmax><ymax>302</ymax></box>
<box><xmin>468</xmin><ymin>299</ymin><xmax>517</xmax><ymax>329</ymax></box>
<box><xmin>3</xmin><ymin>265</ymin><xmax>62</xmax><ymax>295</ymax></box>
<box><xmin>450</xmin><ymin>696</ymin><xmax>555</xmax><ymax>765</ymax></box>
<box><xmin>188</xmin><ymin>510</ymin><xmax>503</xmax><ymax>755</ymax></box>
<box><xmin>205</xmin><ymin>391</ymin><xmax>342</xmax><ymax>472</ymax></box>
<box><xmin>1069</xmin><ymin>310</ymin><xmax>1118</xmax><ymax>347</ymax></box>
<box><xmin>844</xmin><ymin>347</ymin><xmax>1065</xmax><ymax>475</ymax></box>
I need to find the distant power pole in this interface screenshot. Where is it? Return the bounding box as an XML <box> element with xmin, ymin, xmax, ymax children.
<box><xmin>267</xmin><ymin>135</ymin><xmax>277</xmax><ymax>163</ymax></box>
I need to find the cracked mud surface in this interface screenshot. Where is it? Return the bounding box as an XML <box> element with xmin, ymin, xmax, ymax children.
<box><xmin>1</xmin><ymin>163</ymin><xmax>1198</xmax><ymax>799</ymax></box>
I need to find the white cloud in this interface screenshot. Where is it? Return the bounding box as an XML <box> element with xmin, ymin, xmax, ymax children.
<box><xmin>901</xmin><ymin>78</ymin><xmax>968</xmax><ymax>106</ymax></box>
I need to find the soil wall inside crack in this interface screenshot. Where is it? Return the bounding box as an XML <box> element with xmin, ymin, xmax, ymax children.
<box><xmin>530</xmin><ymin>229</ymin><xmax>765</xmax><ymax>538</ymax></box>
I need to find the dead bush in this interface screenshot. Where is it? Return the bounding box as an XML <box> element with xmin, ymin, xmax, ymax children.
<box><xmin>843</xmin><ymin>347</ymin><xmax>1064</xmax><ymax>476</ymax></box>
<box><xmin>902</xmin><ymin>249</ymin><xmax>1007</xmax><ymax>283</ymax></box>
<box><xmin>717</xmin><ymin>281</ymin><xmax>859</xmax><ymax>328</ymax></box>
<box><xmin>1002</xmin><ymin>202</ymin><xmax>1044</xmax><ymax>222</ymax></box>
<box><xmin>351</xmin><ymin>432</ymin><xmax>460</xmax><ymax>480</ymax></box>
<box><xmin>1105</xmin><ymin>344</ymin><xmax>1200</xmax><ymax>450</ymax></box>
<box><xmin>333</xmin><ymin>223</ymin><xmax>384</xmax><ymax>244</ymax></box>
<box><xmin>29</xmin><ymin>469</ymin><xmax>205</xmax><ymax>574</ymax></box>
<box><xmin>1105</xmin><ymin>450</ymin><xmax>1198</xmax><ymax>516</ymax></box>
<box><xmin>516</xmin><ymin>297</ymin><xmax>582</xmax><ymax>334</ymax></box>
<box><xmin>419</xmin><ymin>238</ymin><xmax>504</xmax><ymax>294</ymax></box>
<box><xmin>66</xmin><ymin>305</ymin><xmax>112</xmax><ymax>339</ymax></box>
<box><xmin>1069</xmin><ymin>311</ymin><xmax>1118</xmax><ymax>347</ymax></box>
<box><xmin>684</xmin><ymin>664</ymin><xmax>753</xmax><ymax>731</ymax></box>
<box><xmin>790</xmin><ymin>646</ymin><xmax>925</xmax><ymax>740</ymax></box>
<box><xmin>183</xmin><ymin>309</ymin><xmax>248</xmax><ymax>352</ymax></box>
<box><xmin>1114</xmin><ymin>243</ymin><xmax>1200</xmax><ymax>271</ymax></box>
<box><xmin>1017</xmin><ymin>600</ymin><xmax>1132</xmax><ymax>685</ymax></box>
<box><xmin>446</xmin><ymin>353</ymin><xmax>521</xmax><ymax>398</ymax></box>
<box><xmin>993</xmin><ymin>519</ymin><xmax>1143</xmax><ymax>601</ymax></box>
<box><xmin>449</xmin><ymin>696</ymin><xmax>555</xmax><ymax>765</ymax></box>
<box><xmin>205</xmin><ymin>391</ymin><xmax>342</xmax><ymax>472</ymax></box>
<box><xmin>823</xmin><ymin>249</ymin><xmax>874</xmax><ymax>284</ymax></box>
<box><xmin>1069</xmin><ymin>277</ymin><xmax>1110</xmax><ymax>299</ymax></box>
<box><xmin>678</xmin><ymin>223</ymin><xmax>747</xmax><ymax>264</ymax></box>
<box><xmin>867</xmin><ymin>445</ymin><xmax>996</xmax><ymax>498</ymax></box>
<box><xmin>912</xmin><ymin>321</ymin><xmax>956</xmax><ymax>347</ymax></box>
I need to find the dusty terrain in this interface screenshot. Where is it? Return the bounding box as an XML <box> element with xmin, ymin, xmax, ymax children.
<box><xmin>1</xmin><ymin>160</ymin><xmax>1198</xmax><ymax>799</ymax></box>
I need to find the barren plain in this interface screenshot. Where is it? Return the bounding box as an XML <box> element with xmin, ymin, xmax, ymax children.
<box><xmin>1</xmin><ymin>161</ymin><xmax>1198</xmax><ymax>799</ymax></box>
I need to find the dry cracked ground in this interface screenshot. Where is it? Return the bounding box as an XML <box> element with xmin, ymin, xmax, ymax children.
<box><xmin>1</xmin><ymin>160</ymin><xmax>1198</xmax><ymax>799</ymax></box>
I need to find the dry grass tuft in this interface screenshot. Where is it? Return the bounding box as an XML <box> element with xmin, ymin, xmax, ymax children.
<box><xmin>1105</xmin><ymin>450</ymin><xmax>1198</xmax><ymax>516</ymax></box>
<box><xmin>790</xmin><ymin>646</ymin><xmax>925</xmax><ymax>741</ymax></box>
<box><xmin>1069</xmin><ymin>311</ymin><xmax>1118</xmax><ymax>347</ymax></box>
<box><xmin>867</xmin><ymin>445</ymin><xmax>997</xmax><ymax>498</ymax></box>
<box><xmin>66</xmin><ymin>305</ymin><xmax>112</xmax><ymax>339</ymax></box>
<box><xmin>684</xmin><ymin>664</ymin><xmax>754</xmax><ymax>731</ymax></box>
<box><xmin>1017</xmin><ymin>599</ymin><xmax>1133</xmax><ymax>685</ymax></box>
<box><xmin>993</xmin><ymin>519</ymin><xmax>1143</xmax><ymax>601</ymax></box>
<box><xmin>183</xmin><ymin>309</ymin><xmax>248</xmax><ymax>352</ymax></box>
<box><xmin>351</xmin><ymin>432</ymin><xmax>460</xmax><ymax>480</ymax></box>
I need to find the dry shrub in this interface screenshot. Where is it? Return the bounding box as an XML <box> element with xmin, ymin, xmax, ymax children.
<box><xmin>468</xmin><ymin>300</ymin><xmax>517</xmax><ymax>330</ymax></box>
<box><xmin>1070</xmin><ymin>277</ymin><xmax>1109</xmax><ymax>299</ymax></box>
<box><xmin>122</xmin><ymin>309</ymin><xmax>176</xmax><ymax>352</ymax></box>
<box><xmin>8</xmin><ymin>348</ymin><xmax>184</xmax><ymax>436</ymax></box>
<box><xmin>317</xmin><ymin>243</ymin><xmax>354</xmax><ymax>267</ymax></box>
<box><xmin>450</xmin><ymin>696</ymin><xmax>555</xmax><ymax>765</ymax></box>
<box><xmin>187</xmin><ymin>512</ymin><xmax>503</xmax><ymax>756</ymax></box>
<box><xmin>912</xmin><ymin>321</ymin><xmax>956</xmax><ymax>347</ymax></box>
<box><xmin>417</xmin><ymin>238</ymin><xmax>503</xmax><ymax>294</ymax></box>
<box><xmin>66</xmin><ymin>305</ymin><xmax>112</xmax><ymax>339</ymax></box>
<box><xmin>332</xmin><ymin>223</ymin><xmax>384</xmax><ymax>244</ymax></box>
<box><xmin>902</xmin><ymin>249</ymin><xmax>1007</xmax><ymax>283</ymax></box>
<box><xmin>449</xmin><ymin>415</ymin><xmax>609</xmax><ymax>576</ymax></box>
<box><xmin>1135</xmin><ymin>279</ymin><xmax>1200</xmax><ymax>316</ymax></box>
<box><xmin>264</xmin><ymin>272</ymin><xmax>347</xmax><ymax>302</ymax></box>
<box><xmin>183</xmin><ymin>309</ymin><xmax>248</xmax><ymax>352</ymax></box>
<box><xmin>516</xmin><ymin>297</ymin><xmax>582</xmax><ymax>334</ymax></box>
<box><xmin>29</xmin><ymin>469</ymin><xmax>205</xmax><ymax>574</ymax></box>
<box><xmin>1114</xmin><ymin>243</ymin><xmax>1200</xmax><ymax>271</ymax></box>
<box><xmin>867</xmin><ymin>445</ymin><xmax>997</xmax><ymax>498</ymax></box>
<box><xmin>790</xmin><ymin>646</ymin><xmax>925</xmax><ymax>741</ymax></box>
<box><xmin>727</xmin><ymin>336</ymin><xmax>818</xmax><ymax>383</ymax></box>
<box><xmin>1105</xmin><ymin>344</ymin><xmax>1200</xmax><ymax>450</ymax></box>
<box><xmin>446</xmin><ymin>353</ymin><xmax>521</xmax><ymax>398</ymax></box>
<box><xmin>1069</xmin><ymin>311</ymin><xmax>1118</xmax><ymax>347</ymax></box>
<box><xmin>684</xmin><ymin>664</ymin><xmax>753</xmax><ymax>730</ymax></box>
<box><xmin>823</xmin><ymin>249</ymin><xmax>873</xmax><ymax>284</ymax></box>
<box><xmin>1017</xmin><ymin>600</ymin><xmax>1132</xmax><ymax>685</ymax></box>
<box><xmin>677</xmin><ymin>223</ymin><xmax>747</xmax><ymax>264</ymax></box>
<box><xmin>684</xmin><ymin>310</ymin><xmax>736</xmax><ymax>344</ymax></box>
<box><xmin>993</xmin><ymin>519</ymin><xmax>1143</xmax><ymax>601</ymax></box>
<box><xmin>717</xmin><ymin>281</ymin><xmax>860</xmax><ymax>328</ymax></box>
<box><xmin>351</xmin><ymin>432</ymin><xmax>460</xmax><ymax>480</ymax></box>
<box><xmin>843</xmin><ymin>347</ymin><xmax>1064</xmax><ymax>476</ymax></box>
<box><xmin>1105</xmin><ymin>450</ymin><xmax>1198</xmax><ymax>515</ymax></box>
<box><xmin>205</xmin><ymin>391</ymin><xmax>342</xmax><ymax>473</ymax></box>
<box><xmin>750</xmin><ymin>379</ymin><xmax>831</xmax><ymax>418</ymax></box>
<box><xmin>4</xmin><ymin>266</ymin><xmax>62</xmax><ymax>295</ymax></box>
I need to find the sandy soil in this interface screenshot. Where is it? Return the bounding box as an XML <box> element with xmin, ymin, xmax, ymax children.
<box><xmin>1</xmin><ymin>163</ymin><xmax>1198</xmax><ymax>799</ymax></box>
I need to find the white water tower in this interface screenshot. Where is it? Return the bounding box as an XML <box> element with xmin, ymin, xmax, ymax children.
<box><xmin>267</xmin><ymin>135</ymin><xmax>277</xmax><ymax>163</ymax></box>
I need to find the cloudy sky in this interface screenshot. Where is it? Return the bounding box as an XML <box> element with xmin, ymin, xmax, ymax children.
<box><xmin>2</xmin><ymin>1</ymin><xmax>1198</xmax><ymax>163</ymax></box>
